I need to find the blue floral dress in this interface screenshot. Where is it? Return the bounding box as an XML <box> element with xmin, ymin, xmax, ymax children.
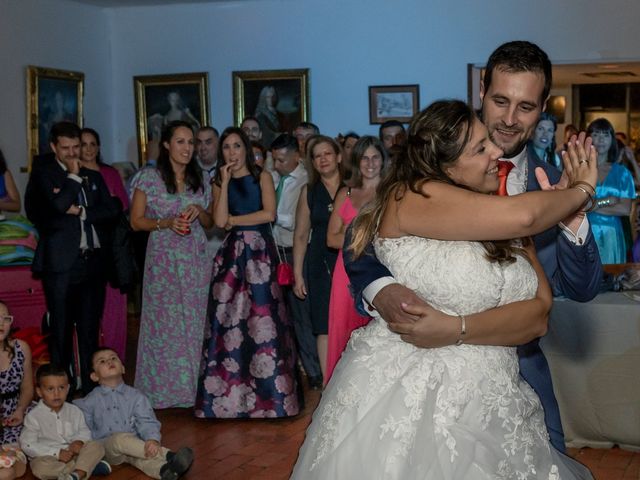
<box><xmin>587</xmin><ymin>163</ymin><xmax>636</xmax><ymax>264</ymax></box>
<box><xmin>195</xmin><ymin>174</ymin><xmax>301</xmax><ymax>419</ymax></box>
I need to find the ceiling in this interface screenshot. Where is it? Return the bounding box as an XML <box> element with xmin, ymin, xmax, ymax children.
<box><xmin>552</xmin><ymin>62</ymin><xmax>640</xmax><ymax>88</ymax></box>
<box><xmin>61</xmin><ymin>1</ymin><xmax>640</xmax><ymax>88</ymax></box>
<box><xmin>67</xmin><ymin>0</ymin><xmax>233</xmax><ymax>6</ymax></box>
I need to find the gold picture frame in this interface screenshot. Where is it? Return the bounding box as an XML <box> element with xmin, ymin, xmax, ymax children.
<box><xmin>232</xmin><ymin>68</ymin><xmax>310</xmax><ymax>148</ymax></box>
<box><xmin>26</xmin><ymin>65</ymin><xmax>84</xmax><ymax>171</ymax></box>
<box><xmin>133</xmin><ymin>72</ymin><xmax>210</xmax><ymax>165</ymax></box>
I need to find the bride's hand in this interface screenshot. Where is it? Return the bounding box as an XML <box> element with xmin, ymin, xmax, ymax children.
<box><xmin>387</xmin><ymin>302</ymin><xmax>458</xmax><ymax>348</ymax></box>
<box><xmin>561</xmin><ymin>132</ymin><xmax>598</xmax><ymax>190</ymax></box>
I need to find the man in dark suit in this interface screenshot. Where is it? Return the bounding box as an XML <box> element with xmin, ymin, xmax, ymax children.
<box><xmin>344</xmin><ymin>41</ymin><xmax>602</xmax><ymax>453</ymax></box>
<box><xmin>25</xmin><ymin>121</ymin><xmax>119</xmax><ymax>394</ymax></box>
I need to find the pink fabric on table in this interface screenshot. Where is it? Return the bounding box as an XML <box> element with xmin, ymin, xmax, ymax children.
<box><xmin>99</xmin><ymin>164</ymin><xmax>129</xmax><ymax>360</ymax></box>
<box><xmin>325</xmin><ymin>196</ymin><xmax>370</xmax><ymax>384</ymax></box>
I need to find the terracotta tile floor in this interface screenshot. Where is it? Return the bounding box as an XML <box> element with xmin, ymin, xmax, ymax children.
<box><xmin>19</xmin><ymin>313</ymin><xmax>639</xmax><ymax>479</ymax></box>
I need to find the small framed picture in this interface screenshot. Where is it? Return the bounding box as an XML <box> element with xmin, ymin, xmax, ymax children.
<box><xmin>26</xmin><ymin>65</ymin><xmax>84</xmax><ymax>170</ymax></box>
<box><xmin>232</xmin><ymin>68</ymin><xmax>310</xmax><ymax>148</ymax></box>
<box><xmin>133</xmin><ymin>72</ymin><xmax>210</xmax><ymax>165</ymax></box>
<box><xmin>368</xmin><ymin>84</ymin><xmax>420</xmax><ymax>124</ymax></box>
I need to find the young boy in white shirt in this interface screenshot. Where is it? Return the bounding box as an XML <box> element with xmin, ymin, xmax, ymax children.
<box><xmin>19</xmin><ymin>364</ymin><xmax>110</xmax><ymax>480</ymax></box>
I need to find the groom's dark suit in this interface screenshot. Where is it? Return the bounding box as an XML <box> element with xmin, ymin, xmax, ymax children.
<box><xmin>25</xmin><ymin>155</ymin><xmax>119</xmax><ymax>393</ymax></box>
<box><xmin>344</xmin><ymin>151</ymin><xmax>602</xmax><ymax>453</ymax></box>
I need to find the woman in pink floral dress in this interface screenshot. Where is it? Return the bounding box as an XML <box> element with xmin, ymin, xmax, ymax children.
<box><xmin>130</xmin><ymin>121</ymin><xmax>213</xmax><ymax>408</ymax></box>
<box><xmin>195</xmin><ymin>128</ymin><xmax>300</xmax><ymax>419</ymax></box>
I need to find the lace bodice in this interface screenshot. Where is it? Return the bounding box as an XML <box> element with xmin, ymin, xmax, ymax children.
<box><xmin>375</xmin><ymin>236</ymin><xmax>538</xmax><ymax>316</ymax></box>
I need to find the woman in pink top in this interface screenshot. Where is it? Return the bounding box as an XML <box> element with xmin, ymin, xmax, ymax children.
<box><xmin>80</xmin><ymin>128</ymin><xmax>130</xmax><ymax>360</ymax></box>
<box><xmin>325</xmin><ymin>136</ymin><xmax>387</xmax><ymax>383</ymax></box>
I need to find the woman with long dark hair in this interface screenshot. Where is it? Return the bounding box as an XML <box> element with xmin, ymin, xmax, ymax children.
<box><xmin>292</xmin><ymin>100</ymin><xmax>596</xmax><ymax>478</ymax></box>
<box><xmin>586</xmin><ymin>117</ymin><xmax>636</xmax><ymax>263</ymax></box>
<box><xmin>195</xmin><ymin>128</ymin><xmax>300</xmax><ymax>419</ymax></box>
<box><xmin>130</xmin><ymin>120</ymin><xmax>212</xmax><ymax>408</ymax></box>
<box><xmin>528</xmin><ymin>112</ymin><xmax>562</xmax><ymax>170</ymax></box>
<box><xmin>324</xmin><ymin>136</ymin><xmax>386</xmax><ymax>383</ymax></box>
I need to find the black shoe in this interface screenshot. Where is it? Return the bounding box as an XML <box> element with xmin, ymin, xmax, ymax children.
<box><xmin>91</xmin><ymin>460</ymin><xmax>112</xmax><ymax>476</ymax></box>
<box><xmin>308</xmin><ymin>375</ymin><xmax>323</xmax><ymax>390</ymax></box>
<box><xmin>160</xmin><ymin>447</ymin><xmax>194</xmax><ymax>480</ymax></box>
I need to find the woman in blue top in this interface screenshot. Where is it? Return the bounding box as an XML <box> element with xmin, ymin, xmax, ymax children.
<box><xmin>586</xmin><ymin>118</ymin><xmax>636</xmax><ymax>264</ymax></box>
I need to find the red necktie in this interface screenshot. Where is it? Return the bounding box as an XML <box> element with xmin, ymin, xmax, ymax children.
<box><xmin>497</xmin><ymin>160</ymin><xmax>514</xmax><ymax>197</ymax></box>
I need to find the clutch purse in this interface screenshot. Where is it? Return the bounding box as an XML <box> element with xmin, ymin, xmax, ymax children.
<box><xmin>276</xmin><ymin>262</ymin><xmax>295</xmax><ymax>286</ymax></box>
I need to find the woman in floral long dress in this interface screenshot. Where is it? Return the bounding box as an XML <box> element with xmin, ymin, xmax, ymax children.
<box><xmin>130</xmin><ymin>121</ymin><xmax>213</xmax><ymax>408</ymax></box>
<box><xmin>195</xmin><ymin>128</ymin><xmax>300</xmax><ymax>419</ymax></box>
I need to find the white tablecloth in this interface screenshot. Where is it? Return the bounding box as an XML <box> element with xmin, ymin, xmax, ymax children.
<box><xmin>541</xmin><ymin>291</ymin><xmax>640</xmax><ymax>451</ymax></box>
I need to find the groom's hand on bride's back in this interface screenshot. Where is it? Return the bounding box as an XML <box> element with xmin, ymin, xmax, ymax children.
<box><xmin>386</xmin><ymin>301</ymin><xmax>459</xmax><ymax>349</ymax></box>
<box><xmin>372</xmin><ymin>283</ymin><xmax>423</xmax><ymax>324</ymax></box>
<box><xmin>374</xmin><ymin>284</ymin><xmax>456</xmax><ymax>348</ymax></box>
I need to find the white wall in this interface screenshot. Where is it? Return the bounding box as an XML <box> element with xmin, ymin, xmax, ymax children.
<box><xmin>3</xmin><ymin>0</ymin><xmax>640</xmax><ymax>192</ymax></box>
<box><xmin>0</xmin><ymin>0</ymin><xmax>112</xmax><ymax>204</ymax></box>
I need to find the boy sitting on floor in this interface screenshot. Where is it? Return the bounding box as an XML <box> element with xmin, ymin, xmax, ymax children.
<box><xmin>74</xmin><ymin>347</ymin><xmax>193</xmax><ymax>480</ymax></box>
<box><xmin>19</xmin><ymin>364</ymin><xmax>111</xmax><ymax>480</ymax></box>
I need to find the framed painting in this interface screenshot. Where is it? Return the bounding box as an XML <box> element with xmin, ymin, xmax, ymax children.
<box><xmin>26</xmin><ymin>66</ymin><xmax>84</xmax><ymax>170</ymax></box>
<box><xmin>232</xmin><ymin>68</ymin><xmax>310</xmax><ymax>148</ymax></box>
<box><xmin>134</xmin><ymin>72</ymin><xmax>210</xmax><ymax>165</ymax></box>
<box><xmin>368</xmin><ymin>84</ymin><xmax>420</xmax><ymax>124</ymax></box>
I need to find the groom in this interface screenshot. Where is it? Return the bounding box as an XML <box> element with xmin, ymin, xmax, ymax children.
<box><xmin>344</xmin><ymin>41</ymin><xmax>602</xmax><ymax>453</ymax></box>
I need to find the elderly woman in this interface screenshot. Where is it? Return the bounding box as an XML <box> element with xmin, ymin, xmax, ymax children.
<box><xmin>586</xmin><ymin>118</ymin><xmax>636</xmax><ymax>264</ymax></box>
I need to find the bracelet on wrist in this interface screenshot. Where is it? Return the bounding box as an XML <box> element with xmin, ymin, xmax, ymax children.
<box><xmin>572</xmin><ymin>185</ymin><xmax>595</xmax><ymax>212</ymax></box>
<box><xmin>570</xmin><ymin>180</ymin><xmax>595</xmax><ymax>195</ymax></box>
<box><xmin>455</xmin><ymin>315</ymin><xmax>467</xmax><ymax>346</ymax></box>
<box><xmin>156</xmin><ymin>218</ymin><xmax>161</xmax><ymax>231</ymax></box>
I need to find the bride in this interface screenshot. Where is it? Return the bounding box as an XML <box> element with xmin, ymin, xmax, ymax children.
<box><xmin>291</xmin><ymin>100</ymin><xmax>596</xmax><ymax>479</ymax></box>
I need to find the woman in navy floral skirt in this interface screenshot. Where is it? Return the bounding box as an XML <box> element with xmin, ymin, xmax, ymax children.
<box><xmin>195</xmin><ymin>128</ymin><xmax>300</xmax><ymax>419</ymax></box>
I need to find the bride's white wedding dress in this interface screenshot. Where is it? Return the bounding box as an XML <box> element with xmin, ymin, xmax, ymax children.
<box><xmin>291</xmin><ymin>237</ymin><xmax>593</xmax><ymax>479</ymax></box>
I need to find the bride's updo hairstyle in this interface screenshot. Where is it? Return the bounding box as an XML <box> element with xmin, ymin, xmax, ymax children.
<box><xmin>350</xmin><ymin>99</ymin><xmax>525</xmax><ymax>263</ymax></box>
